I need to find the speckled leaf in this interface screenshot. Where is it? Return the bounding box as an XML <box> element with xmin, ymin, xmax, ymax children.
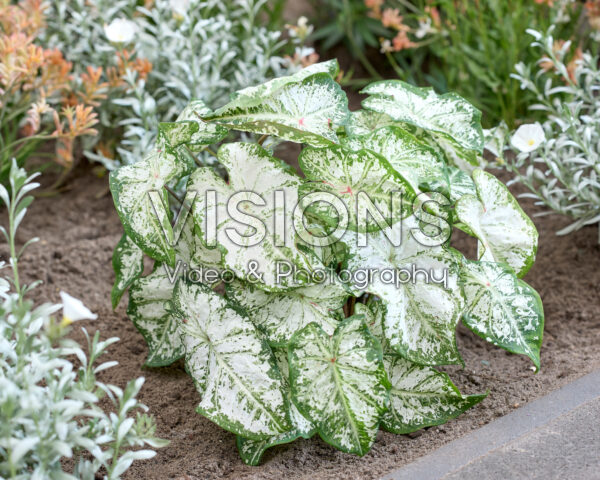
<box><xmin>111</xmin><ymin>234</ymin><xmax>144</xmax><ymax>309</ymax></box>
<box><xmin>299</xmin><ymin>145</ymin><xmax>415</xmax><ymax>232</ymax></box>
<box><xmin>381</xmin><ymin>356</ymin><xmax>485</xmax><ymax>434</ymax></box>
<box><xmin>237</xmin><ymin>349</ymin><xmax>316</xmax><ymax>466</ymax></box>
<box><xmin>158</xmin><ymin>100</ymin><xmax>228</xmax><ymax>150</ymax></box>
<box><xmin>173</xmin><ymin>280</ymin><xmax>291</xmax><ymax>439</ymax></box>
<box><xmin>205</xmin><ymin>73</ymin><xmax>349</xmax><ymax>147</ymax></box>
<box><xmin>127</xmin><ymin>266</ymin><xmax>183</xmax><ymax>367</ymax></box>
<box><xmin>345</xmin><ymin>109</ymin><xmax>396</xmax><ymax>136</ymax></box>
<box><xmin>455</xmin><ymin>169</ymin><xmax>538</xmax><ymax>278</ymax></box>
<box><xmin>126</xmin><ymin>217</ymin><xmax>221</xmax><ymax>367</ymax></box>
<box><xmin>342</xmin><ymin>126</ymin><xmax>448</xmax><ymax>194</ymax></box>
<box><xmin>232</xmin><ymin>60</ymin><xmax>339</xmax><ymax>101</ymax></box>
<box><xmin>447</xmin><ymin>167</ymin><xmax>476</xmax><ymax>203</ymax></box>
<box><xmin>296</xmin><ymin>221</ymin><xmax>349</xmax><ymax>269</ymax></box>
<box><xmin>361</xmin><ymin>80</ymin><xmax>483</xmax><ymax>152</ymax></box>
<box><xmin>345</xmin><ymin>217</ymin><xmax>464</xmax><ymax>366</ymax></box>
<box><xmin>355</xmin><ymin>302</ymin><xmax>389</xmax><ymax>351</ymax></box>
<box><xmin>288</xmin><ymin>316</ymin><xmax>390</xmax><ymax>456</ymax></box>
<box><xmin>227</xmin><ymin>279</ymin><xmax>347</xmax><ymax>347</ymax></box>
<box><xmin>109</xmin><ymin>147</ymin><xmax>194</xmax><ymax>265</ymax></box>
<box><xmin>188</xmin><ymin>142</ymin><xmax>315</xmax><ymax>291</ymax></box>
<box><xmin>460</xmin><ymin>260</ymin><xmax>544</xmax><ymax>370</ymax></box>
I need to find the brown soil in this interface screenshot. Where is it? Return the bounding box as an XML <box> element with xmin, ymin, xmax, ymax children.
<box><xmin>4</xmin><ymin>161</ymin><xmax>600</xmax><ymax>480</ymax></box>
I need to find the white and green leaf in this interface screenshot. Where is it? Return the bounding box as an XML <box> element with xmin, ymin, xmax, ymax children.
<box><xmin>231</xmin><ymin>60</ymin><xmax>339</xmax><ymax>101</ymax></box>
<box><xmin>110</xmin><ymin>147</ymin><xmax>193</xmax><ymax>265</ymax></box>
<box><xmin>455</xmin><ymin>169</ymin><xmax>538</xmax><ymax>277</ymax></box>
<box><xmin>345</xmin><ymin>217</ymin><xmax>464</xmax><ymax>366</ymax></box>
<box><xmin>345</xmin><ymin>109</ymin><xmax>397</xmax><ymax>137</ymax></box>
<box><xmin>288</xmin><ymin>316</ymin><xmax>390</xmax><ymax>456</ymax></box>
<box><xmin>237</xmin><ymin>349</ymin><xmax>316</xmax><ymax>466</ymax></box>
<box><xmin>126</xmin><ymin>216</ymin><xmax>221</xmax><ymax>367</ymax></box>
<box><xmin>361</xmin><ymin>80</ymin><xmax>483</xmax><ymax>152</ymax></box>
<box><xmin>173</xmin><ymin>280</ymin><xmax>291</xmax><ymax>439</ymax></box>
<box><xmin>227</xmin><ymin>279</ymin><xmax>347</xmax><ymax>347</ymax></box>
<box><xmin>460</xmin><ymin>260</ymin><xmax>544</xmax><ymax>370</ymax></box>
<box><xmin>299</xmin><ymin>144</ymin><xmax>415</xmax><ymax>232</ymax></box>
<box><xmin>188</xmin><ymin>142</ymin><xmax>315</xmax><ymax>291</ymax></box>
<box><xmin>204</xmin><ymin>73</ymin><xmax>349</xmax><ymax>147</ymax></box>
<box><xmin>381</xmin><ymin>356</ymin><xmax>486</xmax><ymax>434</ymax></box>
<box><xmin>111</xmin><ymin>234</ymin><xmax>144</xmax><ymax>309</ymax></box>
<box><xmin>158</xmin><ymin>99</ymin><xmax>228</xmax><ymax>149</ymax></box>
<box><xmin>127</xmin><ymin>266</ymin><xmax>183</xmax><ymax>367</ymax></box>
<box><xmin>342</xmin><ymin>126</ymin><xmax>448</xmax><ymax>194</ymax></box>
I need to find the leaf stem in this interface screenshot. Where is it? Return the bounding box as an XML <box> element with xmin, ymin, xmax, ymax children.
<box><xmin>164</xmin><ymin>185</ymin><xmax>183</xmax><ymax>204</ymax></box>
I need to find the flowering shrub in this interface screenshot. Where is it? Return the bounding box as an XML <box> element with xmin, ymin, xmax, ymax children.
<box><xmin>0</xmin><ymin>0</ymin><xmax>99</xmax><ymax>183</ymax></box>
<box><xmin>311</xmin><ymin>0</ymin><xmax>591</xmax><ymax>127</ymax></box>
<box><xmin>0</xmin><ymin>161</ymin><xmax>167</xmax><ymax>478</ymax></box>
<box><xmin>42</xmin><ymin>0</ymin><xmax>315</xmax><ymax>168</ymax></box>
<box><xmin>496</xmin><ymin>29</ymin><xmax>600</xmax><ymax>241</ymax></box>
<box><xmin>110</xmin><ymin>61</ymin><xmax>544</xmax><ymax>463</ymax></box>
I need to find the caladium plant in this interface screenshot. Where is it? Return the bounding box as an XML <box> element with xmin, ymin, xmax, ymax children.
<box><xmin>110</xmin><ymin>60</ymin><xmax>543</xmax><ymax>464</ymax></box>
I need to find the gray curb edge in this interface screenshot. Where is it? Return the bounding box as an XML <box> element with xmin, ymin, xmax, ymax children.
<box><xmin>381</xmin><ymin>368</ymin><xmax>600</xmax><ymax>480</ymax></box>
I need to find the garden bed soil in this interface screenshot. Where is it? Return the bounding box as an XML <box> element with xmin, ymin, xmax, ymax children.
<box><xmin>4</xmin><ymin>162</ymin><xmax>600</xmax><ymax>480</ymax></box>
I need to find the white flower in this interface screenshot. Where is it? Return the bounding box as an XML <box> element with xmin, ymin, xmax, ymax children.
<box><xmin>60</xmin><ymin>291</ymin><xmax>97</xmax><ymax>326</ymax></box>
<box><xmin>104</xmin><ymin>18</ymin><xmax>137</xmax><ymax>44</ymax></box>
<box><xmin>380</xmin><ymin>39</ymin><xmax>393</xmax><ymax>54</ymax></box>
<box><xmin>415</xmin><ymin>18</ymin><xmax>433</xmax><ymax>39</ymax></box>
<box><xmin>170</xmin><ymin>0</ymin><xmax>190</xmax><ymax>17</ymax></box>
<box><xmin>511</xmin><ymin>123</ymin><xmax>545</xmax><ymax>153</ymax></box>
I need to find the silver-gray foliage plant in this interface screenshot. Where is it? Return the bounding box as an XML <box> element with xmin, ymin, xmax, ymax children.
<box><xmin>42</xmin><ymin>0</ymin><xmax>304</xmax><ymax>168</ymax></box>
<box><xmin>497</xmin><ymin>28</ymin><xmax>600</xmax><ymax>240</ymax></box>
<box><xmin>0</xmin><ymin>162</ymin><xmax>167</xmax><ymax>479</ymax></box>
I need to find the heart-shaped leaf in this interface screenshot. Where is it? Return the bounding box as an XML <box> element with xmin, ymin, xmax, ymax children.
<box><xmin>127</xmin><ymin>217</ymin><xmax>221</xmax><ymax>367</ymax></box>
<box><xmin>110</xmin><ymin>147</ymin><xmax>194</xmax><ymax>265</ymax></box>
<box><xmin>299</xmin><ymin>144</ymin><xmax>415</xmax><ymax>232</ymax></box>
<box><xmin>356</xmin><ymin>302</ymin><xmax>485</xmax><ymax>433</ymax></box>
<box><xmin>128</xmin><ymin>265</ymin><xmax>184</xmax><ymax>367</ymax></box>
<box><xmin>237</xmin><ymin>349</ymin><xmax>316</xmax><ymax>466</ymax></box>
<box><xmin>382</xmin><ymin>356</ymin><xmax>486</xmax><ymax>434</ymax></box>
<box><xmin>173</xmin><ymin>280</ymin><xmax>291</xmax><ymax>439</ymax></box>
<box><xmin>111</xmin><ymin>234</ymin><xmax>144</xmax><ymax>309</ymax></box>
<box><xmin>231</xmin><ymin>60</ymin><xmax>339</xmax><ymax>101</ymax></box>
<box><xmin>188</xmin><ymin>142</ymin><xmax>315</xmax><ymax>291</ymax></box>
<box><xmin>342</xmin><ymin>126</ymin><xmax>448</xmax><ymax>195</ymax></box>
<box><xmin>460</xmin><ymin>259</ymin><xmax>544</xmax><ymax>369</ymax></box>
<box><xmin>447</xmin><ymin>166</ymin><xmax>476</xmax><ymax>203</ymax></box>
<box><xmin>226</xmin><ymin>279</ymin><xmax>348</xmax><ymax>347</ymax></box>
<box><xmin>455</xmin><ymin>169</ymin><xmax>538</xmax><ymax>277</ymax></box>
<box><xmin>204</xmin><ymin>73</ymin><xmax>349</xmax><ymax>147</ymax></box>
<box><xmin>158</xmin><ymin>99</ymin><xmax>228</xmax><ymax>150</ymax></box>
<box><xmin>345</xmin><ymin>217</ymin><xmax>464</xmax><ymax>366</ymax></box>
<box><xmin>288</xmin><ymin>316</ymin><xmax>390</xmax><ymax>456</ymax></box>
<box><xmin>361</xmin><ymin>80</ymin><xmax>483</xmax><ymax>153</ymax></box>
<box><xmin>345</xmin><ymin>109</ymin><xmax>396</xmax><ymax>137</ymax></box>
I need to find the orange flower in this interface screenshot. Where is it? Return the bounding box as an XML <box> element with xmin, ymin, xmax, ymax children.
<box><xmin>425</xmin><ymin>6</ymin><xmax>441</xmax><ymax>28</ymax></box>
<box><xmin>392</xmin><ymin>31</ymin><xmax>416</xmax><ymax>51</ymax></box>
<box><xmin>132</xmin><ymin>57</ymin><xmax>153</xmax><ymax>80</ymax></box>
<box><xmin>585</xmin><ymin>1</ymin><xmax>600</xmax><ymax>30</ymax></box>
<box><xmin>25</xmin><ymin>97</ymin><xmax>52</xmax><ymax>134</ymax></box>
<box><xmin>566</xmin><ymin>47</ymin><xmax>583</xmax><ymax>84</ymax></box>
<box><xmin>284</xmin><ymin>48</ymin><xmax>320</xmax><ymax>68</ymax></box>
<box><xmin>365</xmin><ymin>0</ymin><xmax>383</xmax><ymax>18</ymax></box>
<box><xmin>79</xmin><ymin>66</ymin><xmax>108</xmax><ymax>106</ymax></box>
<box><xmin>381</xmin><ymin>8</ymin><xmax>408</xmax><ymax>31</ymax></box>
